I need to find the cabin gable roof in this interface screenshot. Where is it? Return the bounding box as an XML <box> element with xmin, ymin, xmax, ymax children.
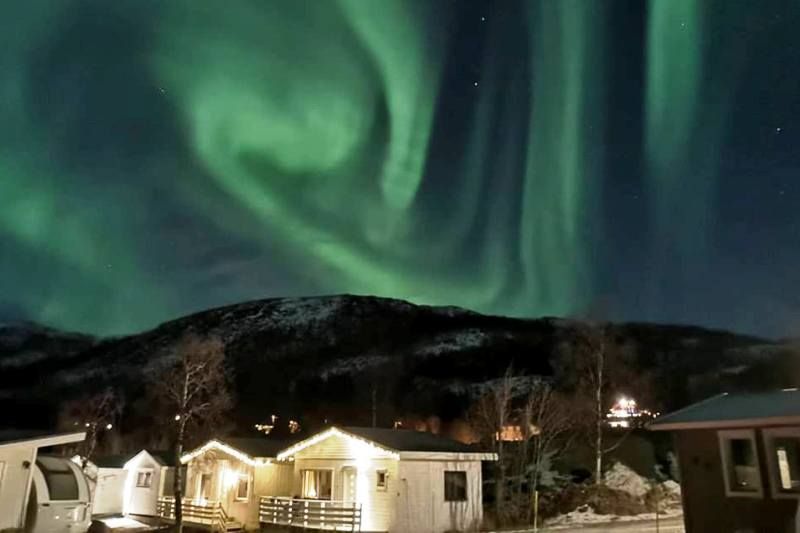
<box><xmin>276</xmin><ymin>427</ymin><xmax>496</xmax><ymax>461</ymax></box>
<box><xmin>650</xmin><ymin>389</ymin><xmax>800</xmax><ymax>431</ymax></box>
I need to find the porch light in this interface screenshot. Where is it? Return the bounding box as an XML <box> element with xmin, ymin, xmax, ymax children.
<box><xmin>223</xmin><ymin>468</ymin><xmax>240</xmax><ymax>490</ymax></box>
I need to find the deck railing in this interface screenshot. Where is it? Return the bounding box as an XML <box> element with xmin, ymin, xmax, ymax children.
<box><xmin>259</xmin><ymin>496</ymin><xmax>362</xmax><ymax>531</ymax></box>
<box><xmin>156</xmin><ymin>497</ymin><xmax>232</xmax><ymax>531</ymax></box>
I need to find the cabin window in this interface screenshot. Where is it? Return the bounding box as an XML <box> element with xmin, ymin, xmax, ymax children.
<box><xmin>376</xmin><ymin>470</ymin><xmax>388</xmax><ymax>491</ymax></box>
<box><xmin>718</xmin><ymin>429</ymin><xmax>763</xmax><ymax>498</ymax></box>
<box><xmin>763</xmin><ymin>428</ymin><xmax>800</xmax><ymax>497</ymax></box>
<box><xmin>444</xmin><ymin>471</ymin><xmax>467</xmax><ymax>502</ymax></box>
<box><xmin>301</xmin><ymin>469</ymin><xmax>332</xmax><ymax>500</ymax></box>
<box><xmin>136</xmin><ymin>470</ymin><xmax>153</xmax><ymax>488</ymax></box>
<box><xmin>37</xmin><ymin>457</ymin><xmax>79</xmax><ymax>501</ymax></box>
<box><xmin>236</xmin><ymin>474</ymin><xmax>250</xmax><ymax>501</ymax></box>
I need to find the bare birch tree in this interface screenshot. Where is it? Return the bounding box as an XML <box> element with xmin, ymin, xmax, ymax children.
<box><xmin>468</xmin><ymin>367</ymin><xmax>514</xmax><ymax>525</ymax></box>
<box><xmin>58</xmin><ymin>388</ymin><xmax>123</xmax><ymax>471</ymax></box>
<box><xmin>560</xmin><ymin>323</ymin><xmax>649</xmax><ymax>484</ymax></box>
<box><xmin>151</xmin><ymin>334</ymin><xmax>232</xmax><ymax>533</ymax></box>
<box><xmin>514</xmin><ymin>381</ymin><xmax>574</xmax><ymax>524</ymax></box>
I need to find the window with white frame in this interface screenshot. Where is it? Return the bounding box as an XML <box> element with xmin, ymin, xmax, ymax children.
<box><xmin>763</xmin><ymin>427</ymin><xmax>800</xmax><ymax>497</ymax></box>
<box><xmin>376</xmin><ymin>470</ymin><xmax>388</xmax><ymax>491</ymax></box>
<box><xmin>718</xmin><ymin>429</ymin><xmax>763</xmax><ymax>497</ymax></box>
<box><xmin>301</xmin><ymin>469</ymin><xmax>333</xmax><ymax>500</ymax></box>
<box><xmin>136</xmin><ymin>470</ymin><xmax>153</xmax><ymax>488</ymax></box>
<box><xmin>235</xmin><ymin>474</ymin><xmax>250</xmax><ymax>501</ymax></box>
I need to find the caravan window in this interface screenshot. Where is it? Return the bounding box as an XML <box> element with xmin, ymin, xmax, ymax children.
<box><xmin>301</xmin><ymin>469</ymin><xmax>332</xmax><ymax>500</ymax></box>
<box><xmin>718</xmin><ymin>429</ymin><xmax>763</xmax><ymax>498</ymax></box>
<box><xmin>37</xmin><ymin>457</ymin><xmax>79</xmax><ymax>501</ymax></box>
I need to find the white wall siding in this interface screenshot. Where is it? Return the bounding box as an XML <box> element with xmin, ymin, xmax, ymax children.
<box><xmin>0</xmin><ymin>444</ymin><xmax>36</xmax><ymax>530</ymax></box>
<box><xmin>251</xmin><ymin>461</ymin><xmax>293</xmax><ymax>526</ymax></box>
<box><xmin>93</xmin><ymin>467</ymin><xmax>126</xmax><ymax>515</ymax></box>
<box><xmin>395</xmin><ymin>460</ymin><xmax>483</xmax><ymax>533</ymax></box>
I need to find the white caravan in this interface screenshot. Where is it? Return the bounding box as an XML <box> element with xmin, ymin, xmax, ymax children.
<box><xmin>0</xmin><ymin>431</ymin><xmax>87</xmax><ymax>532</ymax></box>
<box><xmin>26</xmin><ymin>455</ymin><xmax>92</xmax><ymax>533</ymax></box>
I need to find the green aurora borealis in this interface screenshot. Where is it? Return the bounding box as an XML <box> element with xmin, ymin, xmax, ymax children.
<box><xmin>2</xmin><ymin>0</ymin><xmax>800</xmax><ymax>336</ymax></box>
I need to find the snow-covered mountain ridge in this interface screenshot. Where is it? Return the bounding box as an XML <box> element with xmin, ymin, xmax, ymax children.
<box><xmin>0</xmin><ymin>294</ymin><xmax>787</xmax><ymax>430</ymax></box>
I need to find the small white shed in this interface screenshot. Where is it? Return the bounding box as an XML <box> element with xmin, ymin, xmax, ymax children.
<box><xmin>123</xmin><ymin>450</ymin><xmax>178</xmax><ymax>517</ymax></box>
<box><xmin>89</xmin><ymin>449</ymin><xmax>177</xmax><ymax>517</ymax></box>
<box><xmin>86</xmin><ymin>453</ymin><xmax>130</xmax><ymax>516</ymax></box>
<box><xmin>0</xmin><ymin>431</ymin><xmax>87</xmax><ymax>532</ymax></box>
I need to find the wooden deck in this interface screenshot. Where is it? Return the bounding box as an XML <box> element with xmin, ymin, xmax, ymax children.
<box><xmin>156</xmin><ymin>497</ymin><xmax>242</xmax><ymax>532</ymax></box>
<box><xmin>259</xmin><ymin>497</ymin><xmax>362</xmax><ymax>531</ymax></box>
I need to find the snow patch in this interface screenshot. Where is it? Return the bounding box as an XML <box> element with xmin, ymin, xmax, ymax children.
<box><xmin>661</xmin><ymin>479</ymin><xmax>681</xmax><ymax>498</ymax></box>
<box><xmin>319</xmin><ymin>355</ymin><xmax>393</xmax><ymax>379</ymax></box>
<box><xmin>416</xmin><ymin>329</ymin><xmax>488</xmax><ymax>357</ymax></box>
<box><xmin>97</xmin><ymin>516</ymin><xmax>158</xmax><ymax>530</ymax></box>
<box><xmin>604</xmin><ymin>462</ymin><xmax>650</xmax><ymax>498</ymax></box>
<box><xmin>545</xmin><ymin>505</ymin><xmax>683</xmax><ymax>527</ymax></box>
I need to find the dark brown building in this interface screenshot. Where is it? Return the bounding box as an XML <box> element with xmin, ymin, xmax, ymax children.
<box><xmin>650</xmin><ymin>390</ymin><xmax>800</xmax><ymax>533</ymax></box>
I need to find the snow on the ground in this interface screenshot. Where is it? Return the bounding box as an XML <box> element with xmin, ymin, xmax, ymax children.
<box><xmin>661</xmin><ymin>480</ymin><xmax>681</xmax><ymax>498</ymax></box>
<box><xmin>603</xmin><ymin>463</ymin><xmax>650</xmax><ymax>498</ymax></box>
<box><xmin>415</xmin><ymin>329</ymin><xmax>489</xmax><ymax>357</ymax></box>
<box><xmin>544</xmin><ymin>505</ymin><xmax>683</xmax><ymax>527</ymax></box>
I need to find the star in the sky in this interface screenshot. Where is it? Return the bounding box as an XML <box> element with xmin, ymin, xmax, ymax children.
<box><xmin>473</xmin><ymin>81</ymin><xmax>479</xmax><ymax>87</ymax></box>
<box><xmin>776</xmin><ymin>127</ymin><xmax>782</xmax><ymax>133</ymax></box>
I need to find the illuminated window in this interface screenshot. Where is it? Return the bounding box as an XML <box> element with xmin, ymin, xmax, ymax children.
<box><xmin>37</xmin><ymin>457</ymin><xmax>79</xmax><ymax>501</ymax></box>
<box><xmin>136</xmin><ymin>470</ymin><xmax>153</xmax><ymax>488</ymax></box>
<box><xmin>444</xmin><ymin>471</ymin><xmax>467</xmax><ymax>502</ymax></box>
<box><xmin>236</xmin><ymin>475</ymin><xmax>250</xmax><ymax>501</ymax></box>
<box><xmin>763</xmin><ymin>428</ymin><xmax>800</xmax><ymax>498</ymax></box>
<box><xmin>376</xmin><ymin>470</ymin><xmax>388</xmax><ymax>491</ymax></box>
<box><xmin>718</xmin><ymin>429</ymin><xmax>763</xmax><ymax>498</ymax></box>
<box><xmin>301</xmin><ymin>469</ymin><xmax>332</xmax><ymax>500</ymax></box>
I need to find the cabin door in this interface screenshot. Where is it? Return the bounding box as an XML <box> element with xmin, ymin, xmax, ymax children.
<box><xmin>198</xmin><ymin>473</ymin><xmax>214</xmax><ymax>501</ymax></box>
<box><xmin>341</xmin><ymin>467</ymin><xmax>356</xmax><ymax>503</ymax></box>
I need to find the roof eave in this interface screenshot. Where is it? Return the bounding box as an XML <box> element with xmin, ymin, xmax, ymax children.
<box><xmin>399</xmin><ymin>451</ymin><xmax>498</xmax><ymax>461</ymax></box>
<box><xmin>0</xmin><ymin>431</ymin><xmax>86</xmax><ymax>450</ymax></box>
<box><xmin>650</xmin><ymin>415</ymin><xmax>800</xmax><ymax>431</ymax></box>
<box><xmin>276</xmin><ymin>427</ymin><xmax>400</xmax><ymax>461</ymax></box>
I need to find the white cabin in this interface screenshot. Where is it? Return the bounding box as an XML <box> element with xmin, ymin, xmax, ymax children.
<box><xmin>165</xmin><ymin>427</ymin><xmax>495</xmax><ymax>532</ymax></box>
<box><xmin>0</xmin><ymin>431</ymin><xmax>88</xmax><ymax>532</ymax></box>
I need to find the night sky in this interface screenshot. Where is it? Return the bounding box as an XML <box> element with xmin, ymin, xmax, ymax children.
<box><xmin>1</xmin><ymin>0</ymin><xmax>799</xmax><ymax>337</ymax></box>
